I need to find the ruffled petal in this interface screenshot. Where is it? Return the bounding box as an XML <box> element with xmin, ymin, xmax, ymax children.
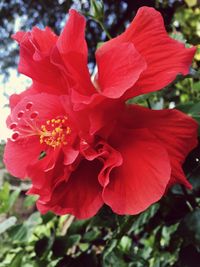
<box><xmin>97</xmin><ymin>7</ymin><xmax>196</xmax><ymax>99</ymax></box>
<box><xmin>13</xmin><ymin>28</ymin><xmax>66</xmax><ymax>92</ymax></box>
<box><xmin>31</xmin><ymin>27</ymin><xmax>58</xmax><ymax>60</ymax></box>
<box><xmin>63</xmin><ymin>146</ymin><xmax>79</xmax><ymax>165</ymax></box>
<box><xmin>95</xmin><ymin>42</ymin><xmax>146</xmax><ymax>98</ymax></box>
<box><xmin>80</xmin><ymin>140</ymin><xmax>123</xmax><ymax>187</ymax></box>
<box><xmin>103</xmin><ymin>128</ymin><xmax>171</xmax><ymax>214</ymax></box>
<box><xmin>36</xmin><ymin>159</ymin><xmax>103</xmax><ymax>219</ymax></box>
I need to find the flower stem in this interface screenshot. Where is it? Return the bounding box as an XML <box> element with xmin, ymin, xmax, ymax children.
<box><xmin>98</xmin><ymin>21</ymin><xmax>112</xmax><ymax>40</ymax></box>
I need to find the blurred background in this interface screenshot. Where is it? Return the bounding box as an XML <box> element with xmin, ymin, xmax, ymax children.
<box><xmin>0</xmin><ymin>0</ymin><xmax>200</xmax><ymax>266</ymax></box>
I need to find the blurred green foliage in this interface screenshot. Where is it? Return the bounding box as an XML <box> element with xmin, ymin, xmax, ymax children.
<box><xmin>0</xmin><ymin>0</ymin><xmax>200</xmax><ymax>266</ymax></box>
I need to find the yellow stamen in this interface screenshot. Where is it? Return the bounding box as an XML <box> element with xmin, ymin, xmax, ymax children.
<box><xmin>39</xmin><ymin>117</ymin><xmax>71</xmax><ymax>148</ymax></box>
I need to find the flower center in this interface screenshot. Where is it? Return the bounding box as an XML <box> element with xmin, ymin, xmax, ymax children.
<box><xmin>39</xmin><ymin>117</ymin><xmax>71</xmax><ymax>148</ymax></box>
<box><xmin>9</xmin><ymin>101</ymin><xmax>73</xmax><ymax>149</ymax></box>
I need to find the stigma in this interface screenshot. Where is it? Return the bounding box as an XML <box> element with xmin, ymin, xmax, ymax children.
<box><xmin>39</xmin><ymin>117</ymin><xmax>71</xmax><ymax>148</ymax></box>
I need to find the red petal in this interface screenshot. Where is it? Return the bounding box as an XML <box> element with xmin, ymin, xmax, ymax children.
<box><xmin>103</xmin><ymin>128</ymin><xmax>171</xmax><ymax>214</ymax></box>
<box><xmin>9</xmin><ymin>81</ymin><xmax>68</xmax><ymax>111</ymax></box>
<box><xmin>57</xmin><ymin>9</ymin><xmax>86</xmax><ymax>56</ymax></box>
<box><xmin>63</xmin><ymin>147</ymin><xmax>79</xmax><ymax>165</ymax></box>
<box><xmin>31</xmin><ymin>27</ymin><xmax>58</xmax><ymax>60</ymax></box>
<box><xmin>15</xmin><ymin>29</ymin><xmax>66</xmax><ymax>92</ymax></box>
<box><xmin>56</xmin><ymin>9</ymin><xmax>95</xmax><ymax>96</ymax></box>
<box><xmin>27</xmin><ymin>151</ymin><xmax>68</xmax><ymax>202</ymax></box>
<box><xmin>9</xmin><ymin>81</ymin><xmax>66</xmax><ymax>110</ymax></box>
<box><xmin>12</xmin><ymin>31</ymin><xmax>26</xmax><ymax>42</ymax></box>
<box><xmin>97</xmin><ymin>7</ymin><xmax>196</xmax><ymax>99</ymax></box>
<box><xmin>80</xmin><ymin>140</ymin><xmax>123</xmax><ymax>187</ymax></box>
<box><xmin>89</xmin><ymin>98</ymin><xmax>124</xmax><ymax>135</ymax></box>
<box><xmin>10</xmin><ymin>93</ymin><xmax>65</xmax><ymax>123</ymax></box>
<box><xmin>121</xmin><ymin>105</ymin><xmax>198</xmax><ymax>188</ymax></box>
<box><xmin>95</xmin><ymin>42</ymin><xmax>146</xmax><ymax>98</ymax></box>
<box><xmin>9</xmin><ymin>84</ymin><xmax>38</xmax><ymax>110</ymax></box>
<box><xmin>3</xmin><ymin>137</ymin><xmax>42</xmax><ymax>178</ymax></box>
<box><xmin>36</xmin><ymin>159</ymin><xmax>103</xmax><ymax>219</ymax></box>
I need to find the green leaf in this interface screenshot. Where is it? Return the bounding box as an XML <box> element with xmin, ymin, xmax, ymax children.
<box><xmin>129</xmin><ymin>204</ymin><xmax>159</xmax><ymax>234</ymax></box>
<box><xmin>41</xmin><ymin>212</ymin><xmax>55</xmax><ymax>224</ymax></box>
<box><xmin>65</xmin><ymin>234</ymin><xmax>81</xmax><ymax>249</ymax></box>
<box><xmin>184</xmin><ymin>0</ymin><xmax>197</xmax><ymax>7</ymax></box>
<box><xmin>176</xmin><ymin>102</ymin><xmax>200</xmax><ymax>123</ymax></box>
<box><xmin>0</xmin><ymin>182</ymin><xmax>10</xmax><ymax>213</ymax></box>
<box><xmin>23</xmin><ymin>195</ymin><xmax>37</xmax><ymax>208</ymax></box>
<box><xmin>8</xmin><ymin>189</ymin><xmax>20</xmax><ymax>210</ymax></box>
<box><xmin>8</xmin><ymin>212</ymin><xmax>42</xmax><ymax>243</ymax></box>
<box><xmin>118</xmin><ymin>236</ymin><xmax>132</xmax><ymax>253</ymax></box>
<box><xmin>68</xmin><ymin>219</ymin><xmax>89</xmax><ymax>235</ymax></box>
<box><xmin>83</xmin><ymin>228</ymin><xmax>101</xmax><ymax>242</ymax></box>
<box><xmin>103</xmin><ymin>249</ymin><xmax>127</xmax><ymax>267</ymax></box>
<box><xmin>0</xmin><ymin>216</ymin><xmax>17</xmax><ymax>234</ymax></box>
<box><xmin>0</xmin><ymin>183</ymin><xmax>20</xmax><ymax>214</ymax></box>
<box><xmin>10</xmin><ymin>253</ymin><xmax>23</xmax><ymax>267</ymax></box>
<box><xmin>26</xmin><ymin>212</ymin><xmax>42</xmax><ymax>226</ymax></box>
<box><xmin>8</xmin><ymin>224</ymin><xmax>28</xmax><ymax>242</ymax></box>
<box><xmin>103</xmin><ymin>239</ymin><xmax>118</xmax><ymax>260</ymax></box>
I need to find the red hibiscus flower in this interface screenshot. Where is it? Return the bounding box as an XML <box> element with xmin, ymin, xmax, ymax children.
<box><xmin>4</xmin><ymin>7</ymin><xmax>198</xmax><ymax>219</ymax></box>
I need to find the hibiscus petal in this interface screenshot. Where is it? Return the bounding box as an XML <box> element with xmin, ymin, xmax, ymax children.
<box><xmin>36</xmin><ymin>159</ymin><xmax>104</xmax><ymax>219</ymax></box>
<box><xmin>9</xmin><ymin>81</ymin><xmax>66</xmax><ymax>110</ymax></box>
<box><xmin>57</xmin><ymin>9</ymin><xmax>86</xmax><ymax>56</ymax></box>
<box><xmin>13</xmin><ymin>29</ymin><xmax>66</xmax><ymax>92</ymax></box>
<box><xmin>63</xmin><ymin>146</ymin><xmax>79</xmax><ymax>165</ymax></box>
<box><xmin>103</xmin><ymin>128</ymin><xmax>171</xmax><ymax>215</ymax></box>
<box><xmin>27</xmin><ymin>151</ymin><xmax>68</xmax><ymax>202</ymax></box>
<box><xmin>31</xmin><ymin>27</ymin><xmax>58</xmax><ymax>60</ymax></box>
<box><xmin>56</xmin><ymin>9</ymin><xmax>95</xmax><ymax>95</ymax></box>
<box><xmin>120</xmin><ymin>105</ymin><xmax>198</xmax><ymax>188</ymax></box>
<box><xmin>97</xmin><ymin>7</ymin><xmax>196</xmax><ymax>99</ymax></box>
<box><xmin>10</xmin><ymin>93</ymin><xmax>65</xmax><ymax>123</ymax></box>
<box><xmin>9</xmin><ymin>85</ymin><xmax>37</xmax><ymax>110</ymax></box>
<box><xmin>3</xmin><ymin>137</ymin><xmax>42</xmax><ymax>178</ymax></box>
<box><xmin>96</xmin><ymin>42</ymin><xmax>146</xmax><ymax>98</ymax></box>
<box><xmin>80</xmin><ymin>140</ymin><xmax>123</xmax><ymax>187</ymax></box>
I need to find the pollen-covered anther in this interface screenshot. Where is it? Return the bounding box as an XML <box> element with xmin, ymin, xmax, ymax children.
<box><xmin>39</xmin><ymin>117</ymin><xmax>71</xmax><ymax>148</ymax></box>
